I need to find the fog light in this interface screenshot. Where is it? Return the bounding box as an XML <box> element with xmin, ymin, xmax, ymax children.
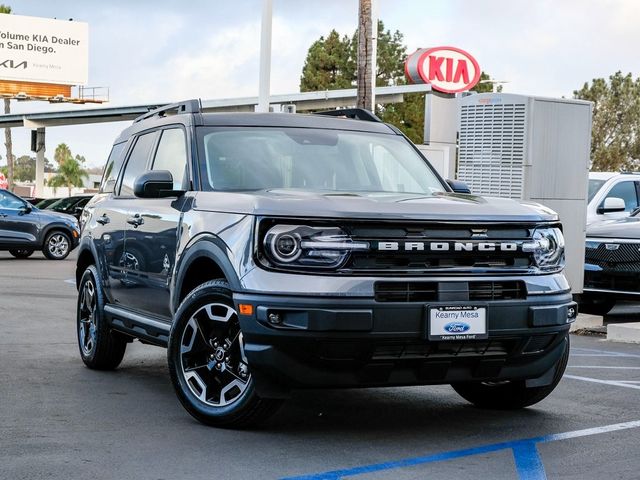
<box><xmin>268</xmin><ymin>312</ymin><xmax>282</xmax><ymax>325</ymax></box>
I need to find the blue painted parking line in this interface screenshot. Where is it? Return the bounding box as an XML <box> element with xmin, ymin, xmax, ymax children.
<box><xmin>283</xmin><ymin>420</ymin><xmax>640</xmax><ymax>480</ymax></box>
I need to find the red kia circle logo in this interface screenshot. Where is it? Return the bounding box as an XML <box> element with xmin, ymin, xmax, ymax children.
<box><xmin>405</xmin><ymin>46</ymin><xmax>481</xmax><ymax>94</ymax></box>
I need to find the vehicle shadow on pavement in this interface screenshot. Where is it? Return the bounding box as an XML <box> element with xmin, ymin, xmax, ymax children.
<box><xmin>262</xmin><ymin>387</ymin><xmax>558</xmax><ymax>435</ymax></box>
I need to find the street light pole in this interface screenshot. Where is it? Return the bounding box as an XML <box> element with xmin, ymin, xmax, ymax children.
<box><xmin>257</xmin><ymin>0</ymin><xmax>273</xmax><ymax>113</ymax></box>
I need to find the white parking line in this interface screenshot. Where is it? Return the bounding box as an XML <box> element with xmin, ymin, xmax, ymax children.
<box><xmin>572</xmin><ymin>347</ymin><xmax>640</xmax><ymax>359</ymax></box>
<box><xmin>568</xmin><ymin>366</ymin><xmax>640</xmax><ymax>370</ymax></box>
<box><xmin>564</xmin><ymin>374</ymin><xmax>640</xmax><ymax>390</ymax></box>
<box><xmin>64</xmin><ymin>278</ymin><xmax>75</xmax><ymax>285</ymax></box>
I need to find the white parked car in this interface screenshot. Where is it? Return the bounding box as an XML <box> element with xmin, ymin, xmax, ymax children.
<box><xmin>587</xmin><ymin>172</ymin><xmax>640</xmax><ymax>225</ymax></box>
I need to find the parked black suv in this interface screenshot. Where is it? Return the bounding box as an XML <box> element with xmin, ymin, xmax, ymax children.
<box><xmin>46</xmin><ymin>194</ymin><xmax>93</xmax><ymax>220</ymax></box>
<box><xmin>580</xmin><ymin>212</ymin><xmax>640</xmax><ymax>315</ymax></box>
<box><xmin>0</xmin><ymin>189</ymin><xmax>79</xmax><ymax>259</ymax></box>
<box><xmin>76</xmin><ymin>101</ymin><xmax>576</xmax><ymax>427</ymax></box>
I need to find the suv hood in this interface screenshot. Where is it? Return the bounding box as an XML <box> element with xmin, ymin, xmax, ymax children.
<box><xmin>587</xmin><ymin>216</ymin><xmax>640</xmax><ymax>239</ymax></box>
<box><xmin>38</xmin><ymin>208</ymin><xmax>78</xmax><ymax>224</ymax></box>
<box><xmin>195</xmin><ymin>190</ymin><xmax>559</xmax><ymax>223</ymax></box>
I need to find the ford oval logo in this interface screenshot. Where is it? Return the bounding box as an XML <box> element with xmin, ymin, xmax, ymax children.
<box><xmin>444</xmin><ymin>322</ymin><xmax>471</xmax><ymax>333</ymax></box>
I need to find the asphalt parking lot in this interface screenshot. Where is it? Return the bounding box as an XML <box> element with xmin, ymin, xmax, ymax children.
<box><xmin>2</xmin><ymin>251</ymin><xmax>640</xmax><ymax>480</ymax></box>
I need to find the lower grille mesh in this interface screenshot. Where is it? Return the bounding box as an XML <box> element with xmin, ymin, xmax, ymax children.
<box><xmin>374</xmin><ymin>281</ymin><xmax>526</xmax><ymax>302</ymax></box>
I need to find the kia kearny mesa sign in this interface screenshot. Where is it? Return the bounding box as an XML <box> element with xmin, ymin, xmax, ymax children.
<box><xmin>0</xmin><ymin>14</ymin><xmax>88</xmax><ymax>85</ymax></box>
<box><xmin>405</xmin><ymin>46</ymin><xmax>480</xmax><ymax>93</ymax></box>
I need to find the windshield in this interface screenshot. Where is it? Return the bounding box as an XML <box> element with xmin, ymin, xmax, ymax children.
<box><xmin>588</xmin><ymin>179</ymin><xmax>606</xmax><ymax>202</ymax></box>
<box><xmin>198</xmin><ymin>127</ymin><xmax>446</xmax><ymax>195</ymax></box>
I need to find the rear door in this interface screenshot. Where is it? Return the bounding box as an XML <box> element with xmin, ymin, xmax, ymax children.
<box><xmin>122</xmin><ymin>126</ymin><xmax>190</xmax><ymax>319</ymax></box>
<box><xmin>101</xmin><ymin>132</ymin><xmax>158</xmax><ymax>306</ymax></box>
<box><xmin>0</xmin><ymin>190</ymin><xmax>39</xmax><ymax>248</ymax></box>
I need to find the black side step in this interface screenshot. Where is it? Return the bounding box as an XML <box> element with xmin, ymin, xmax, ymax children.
<box><xmin>104</xmin><ymin>304</ymin><xmax>171</xmax><ymax>347</ymax></box>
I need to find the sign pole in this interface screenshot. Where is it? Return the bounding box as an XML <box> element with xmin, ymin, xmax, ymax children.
<box><xmin>256</xmin><ymin>0</ymin><xmax>273</xmax><ymax>113</ymax></box>
<box><xmin>34</xmin><ymin>128</ymin><xmax>45</xmax><ymax>198</ymax></box>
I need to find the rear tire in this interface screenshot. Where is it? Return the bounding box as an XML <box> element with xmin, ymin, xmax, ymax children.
<box><xmin>77</xmin><ymin>265</ymin><xmax>127</xmax><ymax>370</ymax></box>
<box><xmin>451</xmin><ymin>334</ymin><xmax>570</xmax><ymax>409</ymax></box>
<box><xmin>9</xmin><ymin>249</ymin><xmax>34</xmax><ymax>258</ymax></box>
<box><xmin>167</xmin><ymin>279</ymin><xmax>282</xmax><ymax>428</ymax></box>
<box><xmin>43</xmin><ymin>230</ymin><xmax>72</xmax><ymax>260</ymax></box>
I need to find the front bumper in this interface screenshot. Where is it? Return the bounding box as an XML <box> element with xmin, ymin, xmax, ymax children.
<box><xmin>584</xmin><ymin>266</ymin><xmax>640</xmax><ymax>300</ymax></box>
<box><xmin>233</xmin><ymin>291</ymin><xmax>576</xmax><ymax>398</ymax></box>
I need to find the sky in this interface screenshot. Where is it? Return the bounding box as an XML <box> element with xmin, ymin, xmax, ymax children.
<box><xmin>3</xmin><ymin>0</ymin><xmax>640</xmax><ymax>168</ymax></box>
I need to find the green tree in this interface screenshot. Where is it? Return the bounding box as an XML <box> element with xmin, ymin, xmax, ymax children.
<box><xmin>48</xmin><ymin>143</ymin><xmax>88</xmax><ymax>196</ymax></box>
<box><xmin>14</xmin><ymin>155</ymin><xmax>35</xmax><ymax>182</ymax></box>
<box><xmin>300</xmin><ymin>22</ymin><xmax>499</xmax><ymax>143</ymax></box>
<box><xmin>300</xmin><ymin>29</ymin><xmax>354</xmax><ymax>92</ymax></box>
<box><xmin>473</xmin><ymin>72</ymin><xmax>503</xmax><ymax>94</ymax></box>
<box><xmin>574</xmin><ymin>71</ymin><xmax>640</xmax><ymax>171</ymax></box>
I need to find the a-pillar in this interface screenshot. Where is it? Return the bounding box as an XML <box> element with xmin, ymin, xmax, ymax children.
<box><xmin>34</xmin><ymin>127</ymin><xmax>45</xmax><ymax>197</ymax></box>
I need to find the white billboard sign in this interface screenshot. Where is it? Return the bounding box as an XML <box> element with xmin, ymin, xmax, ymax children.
<box><xmin>0</xmin><ymin>14</ymin><xmax>88</xmax><ymax>85</ymax></box>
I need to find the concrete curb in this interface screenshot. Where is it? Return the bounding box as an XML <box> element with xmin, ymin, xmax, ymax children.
<box><xmin>607</xmin><ymin>323</ymin><xmax>640</xmax><ymax>344</ymax></box>
<box><xmin>570</xmin><ymin>313</ymin><xmax>603</xmax><ymax>333</ymax></box>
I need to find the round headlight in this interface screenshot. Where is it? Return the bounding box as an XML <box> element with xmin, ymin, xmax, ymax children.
<box><xmin>523</xmin><ymin>227</ymin><xmax>565</xmax><ymax>271</ymax></box>
<box><xmin>273</xmin><ymin>233</ymin><xmax>300</xmax><ymax>261</ymax></box>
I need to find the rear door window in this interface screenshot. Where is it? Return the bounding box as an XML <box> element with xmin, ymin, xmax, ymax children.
<box><xmin>118</xmin><ymin>132</ymin><xmax>158</xmax><ymax>196</ymax></box>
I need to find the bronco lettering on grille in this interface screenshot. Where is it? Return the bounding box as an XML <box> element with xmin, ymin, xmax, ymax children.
<box><xmin>375</xmin><ymin>241</ymin><xmax>520</xmax><ymax>252</ymax></box>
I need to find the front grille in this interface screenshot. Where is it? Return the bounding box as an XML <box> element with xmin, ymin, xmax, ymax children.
<box><xmin>375</xmin><ymin>280</ymin><xmax>526</xmax><ymax>302</ymax></box>
<box><xmin>586</xmin><ymin>241</ymin><xmax>640</xmax><ymax>272</ymax></box>
<box><xmin>345</xmin><ymin>222</ymin><xmax>537</xmax><ymax>274</ymax></box>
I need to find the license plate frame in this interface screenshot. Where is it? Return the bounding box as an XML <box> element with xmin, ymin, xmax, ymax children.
<box><xmin>427</xmin><ymin>305</ymin><xmax>488</xmax><ymax>341</ymax></box>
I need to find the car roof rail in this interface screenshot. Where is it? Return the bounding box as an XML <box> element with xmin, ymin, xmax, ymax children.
<box><xmin>314</xmin><ymin>108</ymin><xmax>382</xmax><ymax>123</ymax></box>
<box><xmin>134</xmin><ymin>99</ymin><xmax>202</xmax><ymax>123</ymax></box>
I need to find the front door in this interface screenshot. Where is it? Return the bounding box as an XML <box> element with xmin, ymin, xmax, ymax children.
<box><xmin>0</xmin><ymin>190</ymin><xmax>39</xmax><ymax>248</ymax></box>
<box><xmin>123</xmin><ymin>127</ymin><xmax>190</xmax><ymax>319</ymax></box>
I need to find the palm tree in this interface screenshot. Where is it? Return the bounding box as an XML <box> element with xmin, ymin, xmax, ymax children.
<box><xmin>0</xmin><ymin>5</ymin><xmax>13</xmax><ymax>190</ymax></box>
<box><xmin>49</xmin><ymin>148</ymin><xmax>88</xmax><ymax>196</ymax></box>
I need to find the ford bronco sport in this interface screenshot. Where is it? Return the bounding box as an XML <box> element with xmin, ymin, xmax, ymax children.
<box><xmin>76</xmin><ymin>100</ymin><xmax>576</xmax><ymax>427</ymax></box>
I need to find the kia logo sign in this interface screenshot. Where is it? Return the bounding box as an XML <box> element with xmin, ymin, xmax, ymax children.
<box><xmin>405</xmin><ymin>46</ymin><xmax>481</xmax><ymax>93</ymax></box>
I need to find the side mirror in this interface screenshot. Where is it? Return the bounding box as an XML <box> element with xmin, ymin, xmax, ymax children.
<box><xmin>598</xmin><ymin>197</ymin><xmax>626</xmax><ymax>214</ymax></box>
<box><xmin>74</xmin><ymin>206</ymin><xmax>84</xmax><ymax>215</ymax></box>
<box><xmin>446</xmin><ymin>179</ymin><xmax>471</xmax><ymax>194</ymax></box>
<box><xmin>19</xmin><ymin>204</ymin><xmax>32</xmax><ymax>215</ymax></box>
<box><xmin>133</xmin><ymin>170</ymin><xmax>184</xmax><ymax>198</ymax></box>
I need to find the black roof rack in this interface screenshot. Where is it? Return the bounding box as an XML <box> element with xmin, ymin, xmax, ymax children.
<box><xmin>134</xmin><ymin>99</ymin><xmax>201</xmax><ymax>123</ymax></box>
<box><xmin>314</xmin><ymin>108</ymin><xmax>382</xmax><ymax>123</ymax></box>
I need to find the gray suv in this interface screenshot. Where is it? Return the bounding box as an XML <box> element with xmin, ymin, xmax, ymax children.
<box><xmin>75</xmin><ymin>101</ymin><xmax>576</xmax><ymax>427</ymax></box>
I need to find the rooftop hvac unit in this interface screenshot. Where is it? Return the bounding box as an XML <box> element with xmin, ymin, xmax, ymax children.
<box><xmin>457</xmin><ymin>93</ymin><xmax>593</xmax><ymax>294</ymax></box>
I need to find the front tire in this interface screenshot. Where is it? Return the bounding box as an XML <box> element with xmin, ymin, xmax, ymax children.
<box><xmin>451</xmin><ymin>334</ymin><xmax>570</xmax><ymax>409</ymax></box>
<box><xmin>77</xmin><ymin>265</ymin><xmax>127</xmax><ymax>370</ymax></box>
<box><xmin>167</xmin><ymin>279</ymin><xmax>282</xmax><ymax>428</ymax></box>
<box><xmin>9</xmin><ymin>249</ymin><xmax>34</xmax><ymax>258</ymax></box>
<box><xmin>43</xmin><ymin>230</ymin><xmax>71</xmax><ymax>260</ymax></box>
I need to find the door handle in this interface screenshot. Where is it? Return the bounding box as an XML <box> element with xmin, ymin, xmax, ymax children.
<box><xmin>126</xmin><ymin>214</ymin><xmax>144</xmax><ymax>227</ymax></box>
<box><xmin>96</xmin><ymin>214</ymin><xmax>110</xmax><ymax>225</ymax></box>
<box><xmin>0</xmin><ymin>213</ymin><xmax>7</xmax><ymax>218</ymax></box>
